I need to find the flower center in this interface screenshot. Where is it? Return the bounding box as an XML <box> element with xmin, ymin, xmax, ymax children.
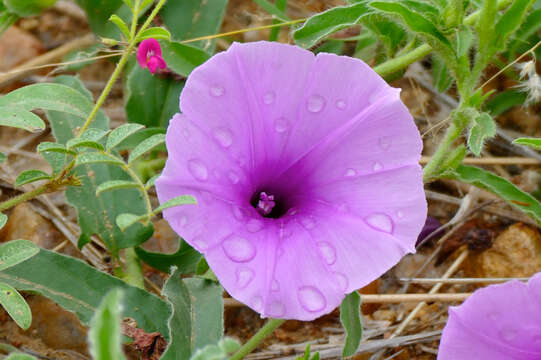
<box><xmin>251</xmin><ymin>191</ymin><xmax>287</xmax><ymax>218</ymax></box>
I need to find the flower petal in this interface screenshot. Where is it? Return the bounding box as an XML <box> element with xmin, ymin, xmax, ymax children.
<box><xmin>438</xmin><ymin>273</ymin><xmax>541</xmax><ymax>359</ymax></box>
<box><xmin>137</xmin><ymin>38</ymin><xmax>162</xmax><ymax>69</ymax></box>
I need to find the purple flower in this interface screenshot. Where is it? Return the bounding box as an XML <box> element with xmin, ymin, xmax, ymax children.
<box><xmin>137</xmin><ymin>38</ymin><xmax>166</xmax><ymax>74</ymax></box>
<box><xmin>438</xmin><ymin>273</ymin><xmax>541</xmax><ymax>359</ymax></box>
<box><xmin>156</xmin><ymin>41</ymin><xmax>426</xmax><ymax>320</ymax></box>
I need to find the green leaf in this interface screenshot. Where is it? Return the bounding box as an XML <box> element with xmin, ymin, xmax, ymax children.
<box><xmin>476</xmin><ymin>0</ymin><xmax>497</xmax><ymax>65</ymax></box>
<box><xmin>116</xmin><ymin>213</ymin><xmax>146</xmax><ymax>231</ymax></box>
<box><xmin>74</xmin><ymin>0</ymin><xmax>132</xmax><ymax>38</ymax></box>
<box><xmin>37</xmin><ymin>142</ymin><xmax>76</xmax><ymax>155</ymax></box>
<box><xmin>5</xmin><ymin>354</ymin><xmax>37</xmax><ymax>360</ymax></box>
<box><xmin>77</xmin><ymin>233</ymin><xmax>92</xmax><ymax>250</ymax></box>
<box><xmin>154</xmin><ymin>195</ymin><xmax>197</xmax><ymax>214</ymax></box>
<box><xmin>96</xmin><ymin>180</ymin><xmax>140</xmax><ymax>196</ymax></box>
<box><xmin>135</xmin><ymin>240</ymin><xmax>202</xmax><ymax>274</ymax></box>
<box><xmin>493</xmin><ymin>0</ymin><xmax>535</xmax><ymax>50</ymax></box>
<box><xmin>128</xmin><ymin>133</ymin><xmax>166</xmax><ymax>164</ymax></box>
<box><xmin>109</xmin><ymin>14</ymin><xmax>130</xmax><ymax>39</ymax></box>
<box><xmin>0</xmin><ymin>240</ymin><xmax>39</xmax><ymax>271</ymax></box>
<box><xmin>340</xmin><ymin>292</ymin><xmax>362</xmax><ymax>357</ymax></box>
<box><xmin>14</xmin><ymin>169</ymin><xmax>51</xmax><ymax>187</ymax></box>
<box><xmin>161</xmin><ymin>0</ymin><xmax>228</xmax><ymax>50</ymax></box>
<box><xmin>0</xmin><ymin>106</ymin><xmax>46</xmax><ymax>132</ymax></box>
<box><xmin>66</xmin><ymin>128</ymin><xmax>109</xmax><ymax>150</ymax></box>
<box><xmin>0</xmin><ymin>11</ymin><xmax>18</xmax><ymax>36</ymax></box>
<box><xmin>0</xmin><ymin>213</ymin><xmax>6</xmax><ymax>230</ymax></box>
<box><xmin>293</xmin><ymin>3</ymin><xmax>373</xmax><ymax>48</ymax></box>
<box><xmin>0</xmin><ymin>83</ymin><xmax>95</xmax><ymax>119</ymax></box>
<box><xmin>432</xmin><ymin>55</ymin><xmax>454</xmax><ymax>92</ymax></box>
<box><xmin>144</xmin><ymin>173</ymin><xmax>160</xmax><ymax>190</ymax></box>
<box><xmin>137</xmin><ymin>27</ymin><xmax>171</xmax><ymax>41</ymax></box>
<box><xmin>513</xmin><ymin>137</ymin><xmax>541</xmax><ymax>150</ymax></box>
<box><xmin>369</xmin><ymin>1</ymin><xmax>452</xmax><ymax>52</ymax></box>
<box><xmin>253</xmin><ymin>0</ymin><xmax>290</xmax><ymax>21</ymax></box>
<box><xmin>75</xmin><ymin>152</ymin><xmax>124</xmax><ymax>167</ymax></box>
<box><xmin>483</xmin><ymin>89</ymin><xmax>526</xmax><ymax>116</ymax></box>
<box><xmin>89</xmin><ymin>289</ymin><xmax>126</xmax><ymax>360</ymax></box>
<box><xmin>0</xmin><ymin>249</ymin><xmax>171</xmax><ymax>336</ymax></box>
<box><xmin>45</xmin><ymin>75</ymin><xmax>153</xmax><ymax>253</ymax></box>
<box><xmin>161</xmin><ymin>270</ymin><xmax>224</xmax><ymax>359</ymax></box>
<box><xmin>468</xmin><ymin>112</ymin><xmax>496</xmax><ymax>156</ymax></box>
<box><xmin>190</xmin><ymin>338</ymin><xmax>241</xmax><ymax>360</ymax></box>
<box><xmin>0</xmin><ymin>152</ymin><xmax>5</xmax><ymax>163</ymax></box>
<box><xmin>361</xmin><ymin>14</ymin><xmax>407</xmax><ymax>56</ymax></box>
<box><xmin>456</xmin><ymin>25</ymin><xmax>473</xmax><ymax>58</ymax></box>
<box><xmin>0</xmin><ymin>283</ymin><xmax>32</xmax><ymax>330</ymax></box>
<box><xmin>4</xmin><ymin>0</ymin><xmax>56</xmax><ymax>17</ymax></box>
<box><xmin>122</xmin><ymin>0</ymin><xmax>133</xmax><ymax>10</ymax></box>
<box><xmin>107</xmin><ymin>123</ymin><xmax>145</xmax><ymax>151</ymax></box>
<box><xmin>159</xmin><ymin>41</ymin><xmax>210</xmax><ymax>77</ymax></box>
<box><xmin>125</xmin><ymin>63</ymin><xmax>184</xmax><ymax>128</ymax></box>
<box><xmin>449</xmin><ymin>165</ymin><xmax>541</xmax><ymax>224</ymax></box>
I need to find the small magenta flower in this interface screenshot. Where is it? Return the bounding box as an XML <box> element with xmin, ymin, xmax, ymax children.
<box><xmin>156</xmin><ymin>41</ymin><xmax>426</xmax><ymax>320</ymax></box>
<box><xmin>137</xmin><ymin>38</ymin><xmax>166</xmax><ymax>74</ymax></box>
<box><xmin>438</xmin><ymin>273</ymin><xmax>541</xmax><ymax>359</ymax></box>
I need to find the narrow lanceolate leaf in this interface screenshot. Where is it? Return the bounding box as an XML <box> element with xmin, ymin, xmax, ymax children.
<box><xmin>137</xmin><ymin>27</ymin><xmax>171</xmax><ymax>41</ymax></box>
<box><xmin>66</xmin><ymin>128</ymin><xmax>109</xmax><ymax>150</ymax></box>
<box><xmin>449</xmin><ymin>165</ymin><xmax>541</xmax><ymax>224</ymax></box>
<box><xmin>0</xmin><ymin>213</ymin><xmax>6</xmax><ymax>230</ymax></box>
<box><xmin>154</xmin><ymin>195</ymin><xmax>197</xmax><ymax>215</ymax></box>
<box><xmin>513</xmin><ymin>138</ymin><xmax>541</xmax><ymax>150</ymax></box>
<box><xmin>0</xmin><ymin>84</ymin><xmax>95</xmax><ymax>119</ymax></box>
<box><xmin>37</xmin><ymin>142</ymin><xmax>76</xmax><ymax>155</ymax></box>
<box><xmin>293</xmin><ymin>3</ymin><xmax>373</xmax><ymax>48</ymax></box>
<box><xmin>0</xmin><ymin>106</ymin><xmax>46</xmax><ymax>132</ymax></box>
<box><xmin>14</xmin><ymin>170</ymin><xmax>52</xmax><ymax>187</ymax></box>
<box><xmin>107</xmin><ymin>123</ymin><xmax>145</xmax><ymax>151</ymax></box>
<box><xmin>116</xmin><ymin>213</ymin><xmax>146</xmax><ymax>231</ymax></box>
<box><xmin>456</xmin><ymin>26</ymin><xmax>473</xmax><ymax>58</ymax></box>
<box><xmin>476</xmin><ymin>0</ymin><xmax>497</xmax><ymax>64</ymax></box>
<box><xmin>468</xmin><ymin>112</ymin><xmax>496</xmax><ymax>156</ymax></box>
<box><xmin>159</xmin><ymin>41</ymin><xmax>210</xmax><ymax>77</ymax></box>
<box><xmin>5</xmin><ymin>353</ymin><xmax>37</xmax><ymax>360</ymax></box>
<box><xmin>493</xmin><ymin>0</ymin><xmax>535</xmax><ymax>49</ymax></box>
<box><xmin>75</xmin><ymin>152</ymin><xmax>125</xmax><ymax>167</ymax></box>
<box><xmin>432</xmin><ymin>55</ymin><xmax>453</xmax><ymax>93</ymax></box>
<box><xmin>253</xmin><ymin>0</ymin><xmax>290</xmax><ymax>21</ymax></box>
<box><xmin>369</xmin><ymin>2</ymin><xmax>452</xmax><ymax>49</ymax></box>
<box><xmin>145</xmin><ymin>174</ymin><xmax>160</xmax><ymax>190</ymax></box>
<box><xmin>161</xmin><ymin>270</ymin><xmax>224</xmax><ymax>359</ymax></box>
<box><xmin>0</xmin><ymin>283</ymin><xmax>32</xmax><ymax>329</ymax></box>
<box><xmin>128</xmin><ymin>133</ymin><xmax>166</xmax><ymax>164</ymax></box>
<box><xmin>0</xmin><ymin>249</ymin><xmax>171</xmax><ymax>336</ymax></box>
<box><xmin>96</xmin><ymin>180</ymin><xmax>140</xmax><ymax>196</ymax></box>
<box><xmin>109</xmin><ymin>14</ymin><xmax>130</xmax><ymax>39</ymax></box>
<box><xmin>89</xmin><ymin>289</ymin><xmax>126</xmax><ymax>360</ymax></box>
<box><xmin>0</xmin><ymin>240</ymin><xmax>40</xmax><ymax>271</ymax></box>
<box><xmin>340</xmin><ymin>292</ymin><xmax>363</xmax><ymax>357</ymax></box>
<box><xmin>135</xmin><ymin>239</ymin><xmax>202</xmax><ymax>274</ymax></box>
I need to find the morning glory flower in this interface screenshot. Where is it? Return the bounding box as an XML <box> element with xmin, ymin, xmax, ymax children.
<box><xmin>137</xmin><ymin>38</ymin><xmax>166</xmax><ymax>74</ymax></box>
<box><xmin>438</xmin><ymin>273</ymin><xmax>541</xmax><ymax>359</ymax></box>
<box><xmin>156</xmin><ymin>41</ymin><xmax>426</xmax><ymax>320</ymax></box>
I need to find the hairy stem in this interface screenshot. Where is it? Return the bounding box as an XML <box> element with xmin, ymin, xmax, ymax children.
<box><xmin>230</xmin><ymin>319</ymin><xmax>286</xmax><ymax>360</ymax></box>
<box><xmin>422</xmin><ymin>121</ymin><xmax>462</xmax><ymax>182</ymax></box>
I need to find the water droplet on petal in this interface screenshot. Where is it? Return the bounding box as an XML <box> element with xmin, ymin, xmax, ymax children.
<box><xmin>263</xmin><ymin>91</ymin><xmax>276</xmax><ymax>105</ymax></box>
<box><xmin>246</xmin><ymin>219</ymin><xmax>263</xmax><ymax>233</ymax></box>
<box><xmin>232</xmin><ymin>206</ymin><xmax>245</xmax><ymax>222</ymax></box>
<box><xmin>397</xmin><ymin>210</ymin><xmax>404</xmax><ymax>218</ymax></box>
<box><xmin>182</xmin><ymin>128</ymin><xmax>190</xmax><ymax>138</ymax></box>
<box><xmin>379</xmin><ymin>137</ymin><xmax>391</xmax><ymax>150</ymax></box>
<box><xmin>306</xmin><ymin>94</ymin><xmax>325</xmax><ymax>113</ymax></box>
<box><xmin>227</xmin><ymin>170</ymin><xmax>240</xmax><ymax>184</ymax></box>
<box><xmin>501</xmin><ymin>329</ymin><xmax>517</xmax><ymax>341</ymax></box>
<box><xmin>344</xmin><ymin>168</ymin><xmax>357</xmax><ymax>177</ymax></box>
<box><xmin>210</xmin><ymin>85</ymin><xmax>225</xmax><ymax>97</ymax></box>
<box><xmin>373</xmin><ymin>162</ymin><xmax>383</xmax><ymax>172</ymax></box>
<box><xmin>335</xmin><ymin>272</ymin><xmax>349</xmax><ymax>291</ymax></box>
<box><xmin>236</xmin><ymin>267</ymin><xmax>254</xmax><ymax>289</ymax></box>
<box><xmin>317</xmin><ymin>242</ymin><xmax>336</xmax><ymax>265</ymax></box>
<box><xmin>271</xmin><ymin>279</ymin><xmax>280</xmax><ymax>292</ymax></box>
<box><xmin>365</xmin><ymin>213</ymin><xmax>394</xmax><ymax>234</ymax></box>
<box><xmin>298</xmin><ymin>286</ymin><xmax>326</xmax><ymax>312</ymax></box>
<box><xmin>187</xmin><ymin>159</ymin><xmax>208</xmax><ymax>181</ymax></box>
<box><xmin>252</xmin><ymin>296</ymin><xmax>263</xmax><ymax>311</ymax></box>
<box><xmin>178</xmin><ymin>216</ymin><xmax>187</xmax><ymax>227</ymax></box>
<box><xmin>300</xmin><ymin>216</ymin><xmax>316</xmax><ymax>230</ymax></box>
<box><xmin>192</xmin><ymin>236</ymin><xmax>208</xmax><ymax>251</ymax></box>
<box><xmin>222</xmin><ymin>236</ymin><xmax>256</xmax><ymax>263</ymax></box>
<box><xmin>212</xmin><ymin>128</ymin><xmax>233</xmax><ymax>148</ymax></box>
<box><xmin>336</xmin><ymin>99</ymin><xmax>347</xmax><ymax>110</ymax></box>
<box><xmin>274</xmin><ymin>117</ymin><xmax>289</xmax><ymax>133</ymax></box>
<box><xmin>268</xmin><ymin>301</ymin><xmax>286</xmax><ymax>317</ymax></box>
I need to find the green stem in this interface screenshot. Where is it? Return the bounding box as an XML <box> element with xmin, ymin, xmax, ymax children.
<box><xmin>230</xmin><ymin>319</ymin><xmax>286</xmax><ymax>360</ymax></box>
<box><xmin>422</xmin><ymin>121</ymin><xmax>462</xmax><ymax>182</ymax></box>
<box><xmin>373</xmin><ymin>0</ymin><xmax>513</xmax><ymax>77</ymax></box>
<box><xmin>123</xmin><ymin>247</ymin><xmax>145</xmax><ymax>288</ymax></box>
<box><xmin>130</xmin><ymin>0</ymin><xmax>142</xmax><ymax>39</ymax></box>
<box><xmin>0</xmin><ymin>186</ymin><xmax>48</xmax><ymax>212</ymax></box>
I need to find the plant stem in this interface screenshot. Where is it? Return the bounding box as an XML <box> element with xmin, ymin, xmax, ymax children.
<box><xmin>0</xmin><ymin>186</ymin><xmax>48</xmax><ymax>212</ymax></box>
<box><xmin>123</xmin><ymin>247</ymin><xmax>145</xmax><ymax>288</ymax></box>
<box><xmin>422</xmin><ymin>121</ymin><xmax>462</xmax><ymax>182</ymax></box>
<box><xmin>230</xmin><ymin>319</ymin><xmax>286</xmax><ymax>360</ymax></box>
